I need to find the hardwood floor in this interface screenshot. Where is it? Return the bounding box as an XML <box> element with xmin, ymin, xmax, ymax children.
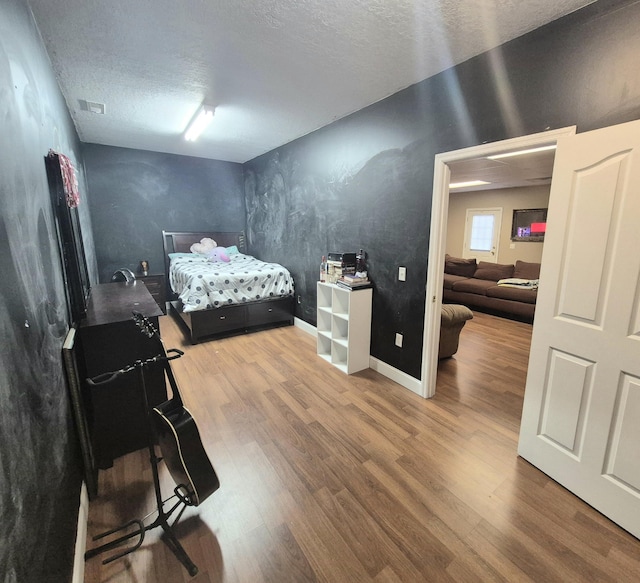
<box><xmin>83</xmin><ymin>312</ymin><xmax>640</xmax><ymax>582</ymax></box>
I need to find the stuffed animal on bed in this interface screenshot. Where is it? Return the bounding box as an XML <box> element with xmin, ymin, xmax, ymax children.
<box><xmin>190</xmin><ymin>237</ymin><xmax>217</xmax><ymax>254</ymax></box>
<box><xmin>206</xmin><ymin>246</ymin><xmax>230</xmax><ymax>263</ymax></box>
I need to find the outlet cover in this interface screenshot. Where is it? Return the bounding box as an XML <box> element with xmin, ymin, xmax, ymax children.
<box><xmin>395</xmin><ymin>333</ymin><xmax>403</xmax><ymax>347</ymax></box>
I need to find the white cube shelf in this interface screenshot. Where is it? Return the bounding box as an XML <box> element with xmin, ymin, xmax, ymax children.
<box><xmin>316</xmin><ymin>282</ymin><xmax>372</xmax><ymax>374</ymax></box>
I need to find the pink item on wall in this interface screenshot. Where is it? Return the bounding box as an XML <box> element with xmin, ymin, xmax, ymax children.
<box><xmin>48</xmin><ymin>149</ymin><xmax>80</xmax><ymax>208</ymax></box>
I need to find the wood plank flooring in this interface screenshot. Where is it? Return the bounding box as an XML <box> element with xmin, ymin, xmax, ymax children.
<box><xmin>83</xmin><ymin>311</ymin><xmax>640</xmax><ymax>582</ymax></box>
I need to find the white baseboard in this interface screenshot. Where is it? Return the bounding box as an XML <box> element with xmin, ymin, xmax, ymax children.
<box><xmin>72</xmin><ymin>482</ymin><xmax>89</xmax><ymax>583</ymax></box>
<box><xmin>368</xmin><ymin>356</ymin><xmax>423</xmax><ymax>396</ymax></box>
<box><xmin>294</xmin><ymin>316</ymin><xmax>316</xmax><ymax>336</ymax></box>
<box><xmin>297</xmin><ymin>319</ymin><xmax>422</xmax><ymax>396</ymax></box>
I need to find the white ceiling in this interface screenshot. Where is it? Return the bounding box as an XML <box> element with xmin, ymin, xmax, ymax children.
<box><xmin>448</xmin><ymin>147</ymin><xmax>556</xmax><ymax>192</ymax></box>
<box><xmin>28</xmin><ymin>0</ymin><xmax>594</xmax><ymax>164</ymax></box>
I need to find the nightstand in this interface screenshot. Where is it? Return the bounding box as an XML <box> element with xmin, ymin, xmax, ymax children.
<box><xmin>138</xmin><ymin>274</ymin><xmax>166</xmax><ymax>314</ymax></box>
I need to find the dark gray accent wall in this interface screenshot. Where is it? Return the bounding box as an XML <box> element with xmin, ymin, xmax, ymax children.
<box><xmin>1</xmin><ymin>2</ymin><xmax>636</xmax><ymax>579</ymax></box>
<box><xmin>83</xmin><ymin>144</ymin><xmax>245</xmax><ymax>282</ymax></box>
<box><xmin>245</xmin><ymin>0</ymin><xmax>640</xmax><ymax>379</ymax></box>
<box><xmin>0</xmin><ymin>0</ymin><xmax>97</xmax><ymax>581</ymax></box>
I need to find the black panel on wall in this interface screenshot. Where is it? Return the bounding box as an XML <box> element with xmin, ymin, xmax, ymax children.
<box><xmin>245</xmin><ymin>0</ymin><xmax>640</xmax><ymax>380</ymax></box>
<box><xmin>83</xmin><ymin>144</ymin><xmax>245</xmax><ymax>283</ymax></box>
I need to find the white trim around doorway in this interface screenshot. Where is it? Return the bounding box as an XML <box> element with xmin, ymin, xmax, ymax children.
<box><xmin>419</xmin><ymin>126</ymin><xmax>577</xmax><ymax>399</ymax></box>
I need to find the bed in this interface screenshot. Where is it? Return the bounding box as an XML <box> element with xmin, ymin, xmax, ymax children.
<box><xmin>162</xmin><ymin>231</ymin><xmax>295</xmax><ymax>344</ymax></box>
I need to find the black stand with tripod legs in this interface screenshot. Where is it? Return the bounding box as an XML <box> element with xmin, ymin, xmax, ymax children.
<box><xmin>84</xmin><ymin>350</ymin><xmax>199</xmax><ymax>577</ymax></box>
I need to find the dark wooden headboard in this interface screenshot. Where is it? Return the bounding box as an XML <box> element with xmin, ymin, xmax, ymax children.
<box><xmin>162</xmin><ymin>230</ymin><xmax>247</xmax><ymax>298</ymax></box>
<box><xmin>163</xmin><ymin>231</ymin><xmax>246</xmax><ymax>254</ymax></box>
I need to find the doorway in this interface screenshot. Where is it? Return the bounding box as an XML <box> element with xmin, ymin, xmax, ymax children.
<box><xmin>419</xmin><ymin>126</ymin><xmax>577</xmax><ymax>399</ymax></box>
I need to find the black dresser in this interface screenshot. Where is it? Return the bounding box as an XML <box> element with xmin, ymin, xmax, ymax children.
<box><xmin>78</xmin><ymin>281</ymin><xmax>167</xmax><ymax>472</ymax></box>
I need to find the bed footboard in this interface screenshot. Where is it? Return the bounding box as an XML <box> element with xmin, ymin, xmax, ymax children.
<box><xmin>170</xmin><ymin>296</ymin><xmax>294</xmax><ymax>344</ymax></box>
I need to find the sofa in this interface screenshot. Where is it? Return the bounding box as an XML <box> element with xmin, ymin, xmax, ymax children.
<box><xmin>443</xmin><ymin>255</ymin><xmax>540</xmax><ymax>322</ymax></box>
<box><xmin>439</xmin><ymin>304</ymin><xmax>474</xmax><ymax>359</ymax></box>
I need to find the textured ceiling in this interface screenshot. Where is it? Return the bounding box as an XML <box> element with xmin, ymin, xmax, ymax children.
<box><xmin>28</xmin><ymin>0</ymin><xmax>594</xmax><ymax>163</ymax></box>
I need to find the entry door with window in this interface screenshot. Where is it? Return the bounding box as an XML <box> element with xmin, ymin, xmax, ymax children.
<box><xmin>463</xmin><ymin>208</ymin><xmax>502</xmax><ymax>263</ymax></box>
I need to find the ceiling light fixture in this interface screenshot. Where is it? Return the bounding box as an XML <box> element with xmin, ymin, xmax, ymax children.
<box><xmin>487</xmin><ymin>144</ymin><xmax>557</xmax><ymax>160</ymax></box>
<box><xmin>449</xmin><ymin>180</ymin><xmax>490</xmax><ymax>189</ymax></box>
<box><xmin>184</xmin><ymin>104</ymin><xmax>215</xmax><ymax>141</ymax></box>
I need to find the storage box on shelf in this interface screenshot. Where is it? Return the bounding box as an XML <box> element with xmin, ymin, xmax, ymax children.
<box><xmin>317</xmin><ymin>281</ymin><xmax>372</xmax><ymax>374</ymax></box>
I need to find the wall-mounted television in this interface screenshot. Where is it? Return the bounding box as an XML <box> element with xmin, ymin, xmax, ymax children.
<box><xmin>511</xmin><ymin>208</ymin><xmax>548</xmax><ymax>242</ymax></box>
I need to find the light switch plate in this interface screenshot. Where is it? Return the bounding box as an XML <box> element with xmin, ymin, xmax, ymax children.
<box><xmin>398</xmin><ymin>266</ymin><xmax>407</xmax><ymax>281</ymax></box>
<box><xmin>395</xmin><ymin>333</ymin><xmax>403</xmax><ymax>347</ymax></box>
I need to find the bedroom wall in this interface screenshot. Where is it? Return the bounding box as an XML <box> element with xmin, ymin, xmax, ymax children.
<box><xmin>244</xmin><ymin>0</ymin><xmax>640</xmax><ymax>379</ymax></box>
<box><xmin>0</xmin><ymin>0</ymin><xmax>98</xmax><ymax>581</ymax></box>
<box><xmin>446</xmin><ymin>185</ymin><xmax>551</xmax><ymax>265</ymax></box>
<box><xmin>82</xmin><ymin>144</ymin><xmax>245</xmax><ymax>283</ymax></box>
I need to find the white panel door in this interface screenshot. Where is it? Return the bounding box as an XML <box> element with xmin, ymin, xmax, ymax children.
<box><xmin>518</xmin><ymin>119</ymin><xmax>640</xmax><ymax>538</ymax></box>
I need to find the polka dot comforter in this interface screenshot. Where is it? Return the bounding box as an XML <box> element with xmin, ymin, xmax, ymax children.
<box><xmin>169</xmin><ymin>253</ymin><xmax>294</xmax><ymax>313</ymax></box>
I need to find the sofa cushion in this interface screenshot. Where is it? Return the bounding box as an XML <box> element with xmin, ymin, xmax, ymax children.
<box><xmin>441</xmin><ymin>303</ymin><xmax>474</xmax><ymax>325</ymax></box>
<box><xmin>486</xmin><ymin>285</ymin><xmax>537</xmax><ymax>304</ymax></box>
<box><xmin>513</xmin><ymin>260</ymin><xmax>541</xmax><ymax>280</ymax></box>
<box><xmin>444</xmin><ymin>255</ymin><xmax>477</xmax><ymax>277</ymax></box>
<box><xmin>474</xmin><ymin>261</ymin><xmax>515</xmax><ymax>282</ymax></box>
<box><xmin>443</xmin><ymin>273</ymin><xmax>470</xmax><ymax>290</ymax></box>
<box><xmin>450</xmin><ymin>278</ymin><xmax>497</xmax><ymax>295</ymax></box>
